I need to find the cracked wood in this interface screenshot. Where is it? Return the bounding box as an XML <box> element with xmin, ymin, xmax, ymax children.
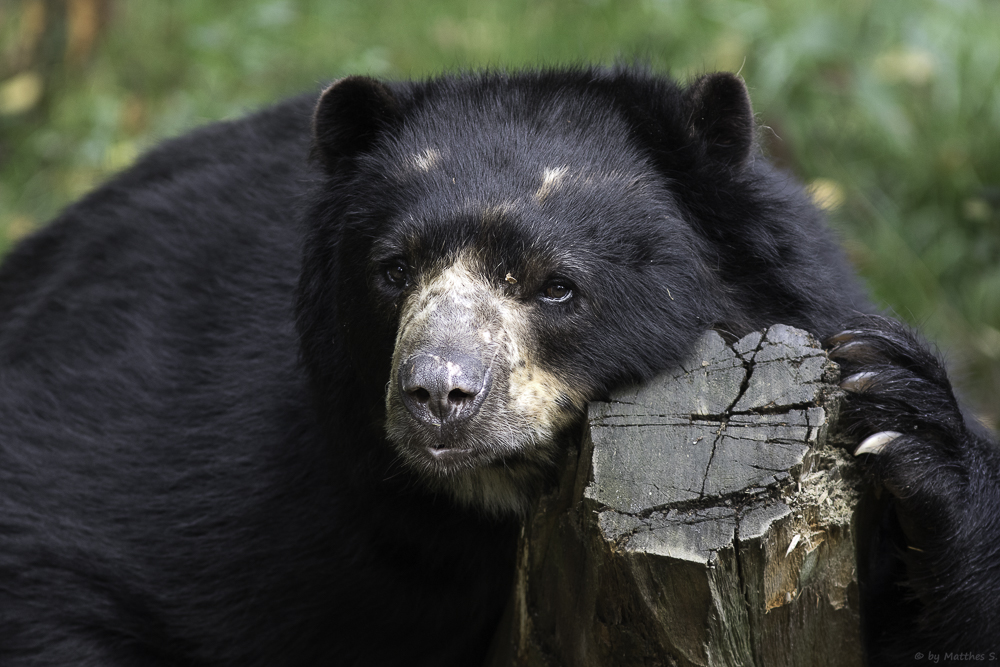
<box><xmin>485</xmin><ymin>325</ymin><xmax>868</xmax><ymax>667</ymax></box>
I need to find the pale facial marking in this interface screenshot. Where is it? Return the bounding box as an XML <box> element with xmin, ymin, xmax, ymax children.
<box><xmin>534</xmin><ymin>166</ymin><xmax>569</xmax><ymax>203</ymax></box>
<box><xmin>533</xmin><ymin>166</ymin><xmax>649</xmax><ymax>205</ymax></box>
<box><xmin>492</xmin><ymin>290</ymin><xmax>587</xmax><ymax>437</ymax></box>
<box><xmin>505</xmin><ymin>340</ymin><xmax>587</xmax><ymax>437</ymax></box>
<box><xmin>399</xmin><ymin>257</ymin><xmax>585</xmax><ymax>435</ymax></box>
<box><xmin>480</xmin><ymin>200</ymin><xmax>523</xmax><ymax>219</ymax></box>
<box><xmin>385</xmin><ymin>251</ymin><xmax>589</xmax><ymax>515</ymax></box>
<box><xmin>412</xmin><ymin>148</ymin><xmax>441</xmax><ymax>172</ymax></box>
<box><xmin>397</xmin><ymin>258</ymin><xmax>482</xmax><ymax>342</ymax></box>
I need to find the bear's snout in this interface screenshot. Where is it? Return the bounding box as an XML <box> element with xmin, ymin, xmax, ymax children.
<box><xmin>399</xmin><ymin>350</ymin><xmax>491</xmax><ymax>428</ymax></box>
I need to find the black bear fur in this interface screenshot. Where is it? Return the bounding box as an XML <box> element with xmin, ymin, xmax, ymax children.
<box><xmin>0</xmin><ymin>66</ymin><xmax>996</xmax><ymax>665</ymax></box>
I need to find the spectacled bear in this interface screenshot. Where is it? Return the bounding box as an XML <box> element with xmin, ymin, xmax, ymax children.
<box><xmin>0</xmin><ymin>67</ymin><xmax>997</xmax><ymax>666</ymax></box>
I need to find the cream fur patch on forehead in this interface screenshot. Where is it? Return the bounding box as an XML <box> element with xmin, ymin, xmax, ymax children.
<box><xmin>534</xmin><ymin>166</ymin><xmax>569</xmax><ymax>203</ymax></box>
<box><xmin>533</xmin><ymin>165</ymin><xmax>647</xmax><ymax>205</ymax></box>
<box><xmin>402</xmin><ymin>148</ymin><xmax>441</xmax><ymax>173</ymax></box>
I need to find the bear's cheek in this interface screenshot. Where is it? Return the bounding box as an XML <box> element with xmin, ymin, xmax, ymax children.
<box><xmin>382</xmin><ymin>258</ymin><xmax>586</xmax><ymax>478</ymax></box>
<box><xmin>503</xmin><ymin>330</ymin><xmax>589</xmax><ymax>442</ymax></box>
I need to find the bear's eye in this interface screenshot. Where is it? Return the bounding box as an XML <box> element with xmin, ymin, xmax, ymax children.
<box><xmin>540</xmin><ymin>281</ymin><xmax>574</xmax><ymax>303</ymax></box>
<box><xmin>384</xmin><ymin>261</ymin><xmax>410</xmax><ymax>288</ymax></box>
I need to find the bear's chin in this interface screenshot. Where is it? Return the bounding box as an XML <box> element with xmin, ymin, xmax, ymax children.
<box><xmin>414</xmin><ymin>457</ymin><xmax>548</xmax><ymax>517</ymax></box>
<box><xmin>384</xmin><ymin>417</ymin><xmax>567</xmax><ymax>516</ymax></box>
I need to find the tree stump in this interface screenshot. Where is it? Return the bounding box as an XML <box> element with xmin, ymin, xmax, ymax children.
<box><xmin>486</xmin><ymin>325</ymin><xmax>867</xmax><ymax>667</ymax></box>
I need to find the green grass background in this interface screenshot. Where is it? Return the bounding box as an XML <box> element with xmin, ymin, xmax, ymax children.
<box><xmin>1</xmin><ymin>0</ymin><xmax>999</xmax><ymax>428</ymax></box>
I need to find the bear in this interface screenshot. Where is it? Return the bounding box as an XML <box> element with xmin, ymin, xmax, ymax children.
<box><xmin>0</xmin><ymin>66</ymin><xmax>996</xmax><ymax>666</ymax></box>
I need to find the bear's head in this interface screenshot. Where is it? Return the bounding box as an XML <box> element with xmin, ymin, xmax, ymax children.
<box><xmin>297</xmin><ymin>68</ymin><xmax>860</xmax><ymax>515</ymax></box>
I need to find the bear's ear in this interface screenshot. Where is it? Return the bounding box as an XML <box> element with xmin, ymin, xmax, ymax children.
<box><xmin>312</xmin><ymin>76</ymin><xmax>401</xmax><ymax>170</ymax></box>
<box><xmin>684</xmin><ymin>72</ymin><xmax>755</xmax><ymax>167</ymax></box>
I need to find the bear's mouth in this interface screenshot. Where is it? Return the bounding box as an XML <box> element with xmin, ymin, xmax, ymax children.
<box><xmin>427</xmin><ymin>445</ymin><xmax>474</xmax><ymax>459</ymax></box>
<box><xmin>415</xmin><ymin>441</ymin><xmax>480</xmax><ymax>471</ymax></box>
<box><xmin>394</xmin><ymin>418</ymin><xmax>506</xmax><ymax>474</ymax></box>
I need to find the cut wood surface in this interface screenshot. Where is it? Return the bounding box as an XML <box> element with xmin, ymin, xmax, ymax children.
<box><xmin>486</xmin><ymin>325</ymin><xmax>867</xmax><ymax>667</ymax></box>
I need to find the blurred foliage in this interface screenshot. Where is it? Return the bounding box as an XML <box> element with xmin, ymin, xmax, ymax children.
<box><xmin>1</xmin><ymin>0</ymin><xmax>998</xmax><ymax>428</ymax></box>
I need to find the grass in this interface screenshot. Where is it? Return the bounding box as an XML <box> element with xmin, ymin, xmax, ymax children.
<box><xmin>1</xmin><ymin>0</ymin><xmax>998</xmax><ymax>428</ymax></box>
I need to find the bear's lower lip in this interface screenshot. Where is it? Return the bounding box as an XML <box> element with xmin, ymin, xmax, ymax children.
<box><xmin>425</xmin><ymin>446</ymin><xmax>474</xmax><ymax>463</ymax></box>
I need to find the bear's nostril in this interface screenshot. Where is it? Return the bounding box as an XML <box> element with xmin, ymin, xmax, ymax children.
<box><xmin>448</xmin><ymin>388</ymin><xmax>472</xmax><ymax>404</ymax></box>
<box><xmin>410</xmin><ymin>388</ymin><xmax>431</xmax><ymax>404</ymax></box>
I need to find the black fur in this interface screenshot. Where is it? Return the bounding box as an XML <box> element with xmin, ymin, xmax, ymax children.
<box><xmin>0</xmin><ymin>66</ymin><xmax>994</xmax><ymax>665</ymax></box>
<box><xmin>828</xmin><ymin>316</ymin><xmax>1000</xmax><ymax>662</ymax></box>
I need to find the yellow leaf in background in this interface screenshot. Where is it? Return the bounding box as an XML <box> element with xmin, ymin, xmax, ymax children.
<box><xmin>4</xmin><ymin>215</ymin><xmax>37</xmax><ymax>243</ymax></box>
<box><xmin>874</xmin><ymin>50</ymin><xmax>935</xmax><ymax>86</ymax></box>
<box><xmin>806</xmin><ymin>178</ymin><xmax>845</xmax><ymax>211</ymax></box>
<box><xmin>104</xmin><ymin>140</ymin><xmax>139</xmax><ymax>173</ymax></box>
<box><xmin>0</xmin><ymin>71</ymin><xmax>43</xmax><ymax>115</ymax></box>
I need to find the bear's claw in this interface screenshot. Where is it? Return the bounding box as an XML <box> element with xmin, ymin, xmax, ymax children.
<box><xmin>853</xmin><ymin>430</ymin><xmax>901</xmax><ymax>456</ymax></box>
<box><xmin>839</xmin><ymin>370</ymin><xmax>879</xmax><ymax>393</ymax></box>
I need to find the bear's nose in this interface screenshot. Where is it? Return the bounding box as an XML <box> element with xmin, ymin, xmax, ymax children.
<box><xmin>399</xmin><ymin>351</ymin><xmax>489</xmax><ymax>426</ymax></box>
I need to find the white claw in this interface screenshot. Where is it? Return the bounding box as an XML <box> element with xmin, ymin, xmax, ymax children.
<box><xmin>854</xmin><ymin>431</ymin><xmax>902</xmax><ymax>456</ymax></box>
<box><xmin>840</xmin><ymin>371</ymin><xmax>878</xmax><ymax>392</ymax></box>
